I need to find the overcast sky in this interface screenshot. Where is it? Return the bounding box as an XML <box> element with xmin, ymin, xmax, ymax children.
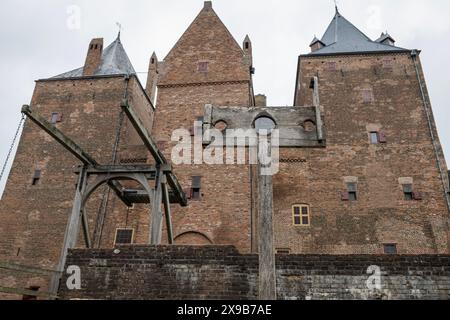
<box><xmin>1</xmin><ymin>0</ymin><xmax>449</xmax><ymax>196</ymax></box>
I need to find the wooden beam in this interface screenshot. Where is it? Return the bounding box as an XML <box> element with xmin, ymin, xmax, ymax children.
<box><xmin>80</xmin><ymin>164</ymin><xmax>172</xmax><ymax>175</ymax></box>
<box><xmin>0</xmin><ymin>286</ymin><xmax>58</xmax><ymax>300</ymax></box>
<box><xmin>0</xmin><ymin>261</ymin><xmax>59</xmax><ymax>276</ymax></box>
<box><xmin>22</xmin><ymin>105</ymin><xmax>96</xmax><ymax>165</ymax></box>
<box><xmin>49</xmin><ymin>166</ymin><xmax>88</xmax><ymax>296</ymax></box>
<box><xmin>121</xmin><ymin>99</ymin><xmax>187</xmax><ymax>206</ymax></box>
<box><xmin>22</xmin><ymin>105</ymin><xmax>132</xmax><ymax>207</ymax></box>
<box><xmin>161</xmin><ymin>175</ymin><xmax>174</xmax><ymax>244</ymax></box>
<box><xmin>150</xmin><ymin>166</ymin><xmax>164</xmax><ymax>245</ymax></box>
<box><xmin>258</xmin><ymin>141</ymin><xmax>277</xmax><ymax>300</ymax></box>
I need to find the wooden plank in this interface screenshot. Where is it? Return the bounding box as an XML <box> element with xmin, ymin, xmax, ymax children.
<box><xmin>121</xmin><ymin>99</ymin><xmax>187</xmax><ymax>206</ymax></box>
<box><xmin>258</xmin><ymin>141</ymin><xmax>277</xmax><ymax>300</ymax></box>
<box><xmin>0</xmin><ymin>261</ymin><xmax>59</xmax><ymax>276</ymax></box>
<box><xmin>161</xmin><ymin>175</ymin><xmax>174</xmax><ymax>244</ymax></box>
<box><xmin>0</xmin><ymin>286</ymin><xmax>58</xmax><ymax>300</ymax></box>
<box><xmin>150</xmin><ymin>166</ymin><xmax>164</xmax><ymax>245</ymax></box>
<box><xmin>22</xmin><ymin>105</ymin><xmax>132</xmax><ymax>207</ymax></box>
<box><xmin>49</xmin><ymin>166</ymin><xmax>87</xmax><ymax>296</ymax></box>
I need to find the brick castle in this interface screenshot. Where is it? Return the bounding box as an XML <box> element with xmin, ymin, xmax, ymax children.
<box><xmin>0</xmin><ymin>2</ymin><xmax>449</xmax><ymax>299</ymax></box>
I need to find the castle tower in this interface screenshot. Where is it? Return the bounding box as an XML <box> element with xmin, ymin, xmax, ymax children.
<box><xmin>277</xmin><ymin>9</ymin><xmax>450</xmax><ymax>254</ymax></box>
<box><xmin>150</xmin><ymin>1</ymin><xmax>255</xmax><ymax>251</ymax></box>
<box><xmin>0</xmin><ymin>35</ymin><xmax>155</xmax><ymax>297</ymax></box>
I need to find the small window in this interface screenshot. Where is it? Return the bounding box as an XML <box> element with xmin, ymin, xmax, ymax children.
<box><xmin>370</xmin><ymin>132</ymin><xmax>379</xmax><ymax>144</ymax></box>
<box><xmin>51</xmin><ymin>112</ymin><xmax>62</xmax><ymax>124</ymax></box>
<box><xmin>276</xmin><ymin>249</ymin><xmax>291</xmax><ymax>255</ymax></box>
<box><xmin>384</xmin><ymin>244</ymin><xmax>397</xmax><ymax>254</ymax></box>
<box><xmin>382</xmin><ymin>59</ymin><xmax>393</xmax><ymax>69</ymax></box>
<box><xmin>347</xmin><ymin>182</ymin><xmax>357</xmax><ymax>201</ymax></box>
<box><xmin>293</xmin><ymin>204</ymin><xmax>310</xmax><ymax>226</ymax></box>
<box><xmin>191</xmin><ymin>176</ymin><xmax>202</xmax><ymax>200</ymax></box>
<box><xmin>245</xmin><ymin>42</ymin><xmax>250</xmax><ymax>50</ymax></box>
<box><xmin>22</xmin><ymin>286</ymin><xmax>40</xmax><ymax>301</ymax></box>
<box><xmin>362</xmin><ymin>89</ymin><xmax>374</xmax><ymax>103</ymax></box>
<box><xmin>32</xmin><ymin>170</ymin><xmax>41</xmax><ymax>186</ymax></box>
<box><xmin>403</xmin><ymin>184</ymin><xmax>413</xmax><ymax>201</ymax></box>
<box><xmin>198</xmin><ymin>62</ymin><xmax>208</xmax><ymax>73</ymax></box>
<box><xmin>114</xmin><ymin>229</ymin><xmax>134</xmax><ymax>245</ymax></box>
<box><xmin>327</xmin><ymin>61</ymin><xmax>337</xmax><ymax>71</ymax></box>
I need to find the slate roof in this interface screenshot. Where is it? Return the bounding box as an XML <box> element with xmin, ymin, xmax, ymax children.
<box><xmin>50</xmin><ymin>34</ymin><xmax>136</xmax><ymax>79</ymax></box>
<box><xmin>309</xmin><ymin>9</ymin><xmax>409</xmax><ymax>56</ymax></box>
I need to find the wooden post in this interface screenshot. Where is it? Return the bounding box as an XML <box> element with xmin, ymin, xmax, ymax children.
<box><xmin>161</xmin><ymin>175</ymin><xmax>174</xmax><ymax>244</ymax></box>
<box><xmin>150</xmin><ymin>165</ymin><xmax>164</xmax><ymax>245</ymax></box>
<box><xmin>49</xmin><ymin>166</ymin><xmax>88</xmax><ymax>296</ymax></box>
<box><xmin>258</xmin><ymin>136</ymin><xmax>277</xmax><ymax>300</ymax></box>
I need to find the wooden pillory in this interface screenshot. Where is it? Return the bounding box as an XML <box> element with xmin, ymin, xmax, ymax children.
<box><xmin>21</xmin><ymin>99</ymin><xmax>187</xmax><ymax>296</ymax></box>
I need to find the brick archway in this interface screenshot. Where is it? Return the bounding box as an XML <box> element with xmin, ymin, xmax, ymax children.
<box><xmin>174</xmin><ymin>231</ymin><xmax>213</xmax><ymax>246</ymax></box>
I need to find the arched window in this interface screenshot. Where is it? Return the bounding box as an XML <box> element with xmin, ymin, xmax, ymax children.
<box><xmin>254</xmin><ymin>115</ymin><xmax>276</xmax><ymax>134</ymax></box>
<box><xmin>292</xmin><ymin>204</ymin><xmax>310</xmax><ymax>226</ymax></box>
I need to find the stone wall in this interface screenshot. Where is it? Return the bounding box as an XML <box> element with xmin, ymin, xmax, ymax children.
<box><xmin>59</xmin><ymin>246</ymin><xmax>450</xmax><ymax>300</ymax></box>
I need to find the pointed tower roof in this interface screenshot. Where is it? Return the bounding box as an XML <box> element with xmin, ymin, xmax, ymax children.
<box><xmin>309</xmin><ymin>10</ymin><xmax>408</xmax><ymax>56</ymax></box>
<box><xmin>51</xmin><ymin>35</ymin><xmax>136</xmax><ymax>79</ymax></box>
<box><xmin>158</xmin><ymin>1</ymin><xmax>250</xmax><ymax>86</ymax></box>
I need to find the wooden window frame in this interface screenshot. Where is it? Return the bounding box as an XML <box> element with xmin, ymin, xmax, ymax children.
<box><xmin>292</xmin><ymin>204</ymin><xmax>310</xmax><ymax>227</ymax></box>
<box><xmin>114</xmin><ymin>228</ymin><xmax>135</xmax><ymax>246</ymax></box>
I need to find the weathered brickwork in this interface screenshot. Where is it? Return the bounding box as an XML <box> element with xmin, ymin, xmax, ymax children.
<box><xmin>272</xmin><ymin>52</ymin><xmax>450</xmax><ymax>255</ymax></box>
<box><xmin>150</xmin><ymin>3</ymin><xmax>254</xmax><ymax>252</ymax></box>
<box><xmin>1</xmin><ymin>1</ymin><xmax>449</xmax><ymax>300</ymax></box>
<box><xmin>59</xmin><ymin>246</ymin><xmax>450</xmax><ymax>300</ymax></box>
<box><xmin>0</xmin><ymin>75</ymin><xmax>155</xmax><ymax>298</ymax></box>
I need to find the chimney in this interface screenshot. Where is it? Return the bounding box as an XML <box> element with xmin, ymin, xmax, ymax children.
<box><xmin>243</xmin><ymin>35</ymin><xmax>253</xmax><ymax>69</ymax></box>
<box><xmin>204</xmin><ymin>1</ymin><xmax>212</xmax><ymax>10</ymax></box>
<box><xmin>310</xmin><ymin>37</ymin><xmax>325</xmax><ymax>53</ymax></box>
<box><xmin>255</xmin><ymin>94</ymin><xmax>267</xmax><ymax>107</ymax></box>
<box><xmin>145</xmin><ymin>52</ymin><xmax>159</xmax><ymax>105</ymax></box>
<box><xmin>83</xmin><ymin>38</ymin><xmax>103</xmax><ymax>76</ymax></box>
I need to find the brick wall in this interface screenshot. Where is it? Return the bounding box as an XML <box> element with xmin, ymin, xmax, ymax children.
<box><xmin>58</xmin><ymin>246</ymin><xmax>450</xmax><ymax>300</ymax></box>
<box><xmin>274</xmin><ymin>52</ymin><xmax>450</xmax><ymax>254</ymax></box>
<box><xmin>150</xmin><ymin>3</ymin><xmax>254</xmax><ymax>252</ymax></box>
<box><xmin>0</xmin><ymin>75</ymin><xmax>155</xmax><ymax>298</ymax></box>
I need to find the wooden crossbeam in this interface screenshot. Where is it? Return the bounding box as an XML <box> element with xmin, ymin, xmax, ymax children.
<box><xmin>121</xmin><ymin>99</ymin><xmax>187</xmax><ymax>206</ymax></box>
<box><xmin>0</xmin><ymin>286</ymin><xmax>58</xmax><ymax>300</ymax></box>
<box><xmin>0</xmin><ymin>261</ymin><xmax>60</xmax><ymax>276</ymax></box>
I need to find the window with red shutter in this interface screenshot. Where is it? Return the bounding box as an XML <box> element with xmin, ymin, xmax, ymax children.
<box><xmin>51</xmin><ymin>112</ymin><xmax>62</xmax><ymax>124</ymax></box>
<box><xmin>413</xmin><ymin>192</ymin><xmax>423</xmax><ymax>201</ymax></box>
<box><xmin>198</xmin><ymin>61</ymin><xmax>208</xmax><ymax>73</ymax></box>
<box><xmin>341</xmin><ymin>192</ymin><xmax>350</xmax><ymax>201</ymax></box>
<box><xmin>378</xmin><ymin>131</ymin><xmax>387</xmax><ymax>143</ymax></box>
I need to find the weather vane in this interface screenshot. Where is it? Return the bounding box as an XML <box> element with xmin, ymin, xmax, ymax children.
<box><xmin>116</xmin><ymin>22</ymin><xmax>123</xmax><ymax>38</ymax></box>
